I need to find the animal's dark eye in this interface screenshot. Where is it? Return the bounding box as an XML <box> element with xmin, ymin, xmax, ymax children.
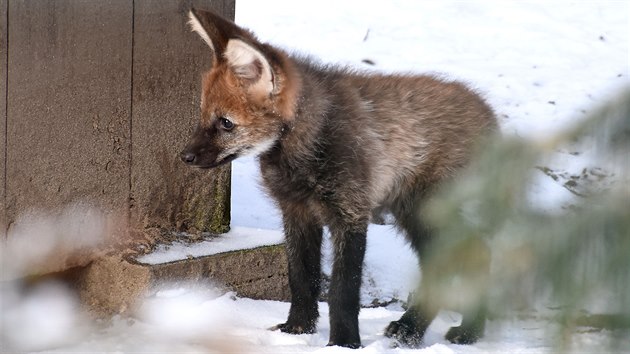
<box><xmin>219</xmin><ymin>117</ymin><xmax>234</xmax><ymax>131</ymax></box>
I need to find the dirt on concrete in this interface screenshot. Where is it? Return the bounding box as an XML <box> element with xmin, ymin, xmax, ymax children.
<box><xmin>75</xmin><ymin>244</ymin><xmax>289</xmax><ymax>317</ymax></box>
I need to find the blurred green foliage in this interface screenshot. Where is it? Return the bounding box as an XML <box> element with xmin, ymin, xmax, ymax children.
<box><xmin>423</xmin><ymin>88</ymin><xmax>630</xmax><ymax>347</ymax></box>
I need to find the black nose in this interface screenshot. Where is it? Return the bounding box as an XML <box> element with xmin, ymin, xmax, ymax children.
<box><xmin>180</xmin><ymin>151</ymin><xmax>196</xmax><ymax>164</ymax></box>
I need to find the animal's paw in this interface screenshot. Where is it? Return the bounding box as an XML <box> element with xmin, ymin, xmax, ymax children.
<box><xmin>445</xmin><ymin>325</ymin><xmax>482</xmax><ymax>344</ymax></box>
<box><xmin>269</xmin><ymin>322</ymin><xmax>316</xmax><ymax>334</ymax></box>
<box><xmin>326</xmin><ymin>340</ymin><xmax>362</xmax><ymax>349</ymax></box>
<box><xmin>384</xmin><ymin>320</ymin><xmax>424</xmax><ymax>348</ymax></box>
<box><xmin>327</xmin><ymin>326</ymin><xmax>362</xmax><ymax>349</ymax></box>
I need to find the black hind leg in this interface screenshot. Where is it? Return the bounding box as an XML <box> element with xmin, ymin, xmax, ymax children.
<box><xmin>444</xmin><ymin>237</ymin><xmax>491</xmax><ymax>344</ymax></box>
<box><xmin>384</xmin><ymin>186</ymin><xmax>490</xmax><ymax>346</ymax></box>
<box><xmin>384</xmin><ymin>299</ymin><xmax>437</xmax><ymax>347</ymax></box>
<box><xmin>445</xmin><ymin>301</ymin><xmax>487</xmax><ymax>344</ymax></box>
<box><xmin>384</xmin><ymin>190</ymin><xmax>438</xmax><ymax>347</ymax></box>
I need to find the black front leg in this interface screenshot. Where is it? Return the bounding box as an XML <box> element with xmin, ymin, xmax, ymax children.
<box><xmin>327</xmin><ymin>226</ymin><xmax>367</xmax><ymax>348</ymax></box>
<box><xmin>272</xmin><ymin>211</ymin><xmax>323</xmax><ymax>334</ymax></box>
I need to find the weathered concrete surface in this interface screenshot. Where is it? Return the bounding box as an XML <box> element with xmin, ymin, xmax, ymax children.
<box><xmin>1</xmin><ymin>0</ymin><xmax>264</xmax><ymax>319</ymax></box>
<box><xmin>4</xmin><ymin>0</ymin><xmax>235</xmax><ymax>239</ymax></box>
<box><xmin>5</xmin><ymin>0</ymin><xmax>133</xmax><ymax>224</ymax></box>
<box><xmin>77</xmin><ymin>243</ymin><xmax>289</xmax><ymax>317</ymax></box>
<box><xmin>130</xmin><ymin>0</ymin><xmax>234</xmax><ymax>234</ymax></box>
<box><xmin>1</xmin><ymin>0</ymin><xmax>8</xmax><ymax>234</ymax></box>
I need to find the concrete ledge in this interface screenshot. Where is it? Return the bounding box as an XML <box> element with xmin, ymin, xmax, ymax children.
<box><xmin>76</xmin><ymin>243</ymin><xmax>289</xmax><ymax>317</ymax></box>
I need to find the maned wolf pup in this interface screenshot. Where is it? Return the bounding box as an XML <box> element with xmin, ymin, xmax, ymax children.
<box><xmin>181</xmin><ymin>9</ymin><xmax>497</xmax><ymax>348</ymax></box>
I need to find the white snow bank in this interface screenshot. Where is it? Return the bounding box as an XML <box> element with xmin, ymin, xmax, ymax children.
<box><xmin>0</xmin><ymin>204</ymin><xmax>121</xmax><ymax>280</ymax></box>
<box><xmin>9</xmin><ymin>283</ymin><xmax>625</xmax><ymax>353</ymax></box>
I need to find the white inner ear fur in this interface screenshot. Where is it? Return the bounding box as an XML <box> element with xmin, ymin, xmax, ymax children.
<box><xmin>188</xmin><ymin>11</ymin><xmax>214</xmax><ymax>51</ymax></box>
<box><xmin>225</xmin><ymin>39</ymin><xmax>274</xmax><ymax>95</ymax></box>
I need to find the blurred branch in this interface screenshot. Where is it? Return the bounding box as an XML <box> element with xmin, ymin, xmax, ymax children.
<box><xmin>422</xmin><ymin>87</ymin><xmax>630</xmax><ymax>346</ymax></box>
<box><xmin>574</xmin><ymin>314</ymin><xmax>630</xmax><ymax>330</ymax></box>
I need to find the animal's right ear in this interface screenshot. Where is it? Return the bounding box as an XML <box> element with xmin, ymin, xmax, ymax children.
<box><xmin>188</xmin><ymin>8</ymin><xmax>245</xmax><ymax>63</ymax></box>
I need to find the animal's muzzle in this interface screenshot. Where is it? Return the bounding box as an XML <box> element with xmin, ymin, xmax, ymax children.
<box><xmin>180</xmin><ymin>150</ymin><xmax>197</xmax><ymax>165</ymax></box>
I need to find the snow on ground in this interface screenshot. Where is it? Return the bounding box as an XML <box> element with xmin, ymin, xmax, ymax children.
<box><xmin>135</xmin><ymin>226</ymin><xmax>284</xmax><ymax>265</ymax></box>
<box><xmin>2</xmin><ymin>0</ymin><xmax>629</xmax><ymax>352</ymax></box>
<box><xmin>6</xmin><ymin>284</ymin><xmax>626</xmax><ymax>353</ymax></box>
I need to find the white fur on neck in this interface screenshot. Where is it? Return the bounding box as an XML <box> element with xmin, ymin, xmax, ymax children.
<box><xmin>247</xmin><ymin>137</ymin><xmax>277</xmax><ymax>156</ymax></box>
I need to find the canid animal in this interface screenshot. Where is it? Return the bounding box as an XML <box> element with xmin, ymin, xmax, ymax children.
<box><xmin>181</xmin><ymin>9</ymin><xmax>497</xmax><ymax>348</ymax></box>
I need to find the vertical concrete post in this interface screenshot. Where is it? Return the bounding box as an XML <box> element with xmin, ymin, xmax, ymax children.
<box><xmin>5</xmin><ymin>0</ymin><xmax>133</xmax><ymax>226</ymax></box>
<box><xmin>1</xmin><ymin>0</ymin><xmax>7</xmax><ymax>236</ymax></box>
<box><xmin>4</xmin><ymin>0</ymin><xmax>234</xmax><ymax>241</ymax></box>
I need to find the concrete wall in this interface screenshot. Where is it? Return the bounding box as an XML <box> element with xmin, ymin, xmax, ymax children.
<box><xmin>1</xmin><ymin>0</ymin><xmax>7</xmax><ymax>233</ymax></box>
<box><xmin>1</xmin><ymin>0</ymin><xmax>234</xmax><ymax>236</ymax></box>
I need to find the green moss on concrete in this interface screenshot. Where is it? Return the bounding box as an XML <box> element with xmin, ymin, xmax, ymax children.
<box><xmin>181</xmin><ymin>164</ymin><xmax>231</xmax><ymax>233</ymax></box>
<box><xmin>208</xmin><ymin>166</ymin><xmax>231</xmax><ymax>233</ymax></box>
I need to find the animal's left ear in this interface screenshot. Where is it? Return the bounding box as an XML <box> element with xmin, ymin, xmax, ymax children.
<box><xmin>225</xmin><ymin>39</ymin><xmax>275</xmax><ymax>96</ymax></box>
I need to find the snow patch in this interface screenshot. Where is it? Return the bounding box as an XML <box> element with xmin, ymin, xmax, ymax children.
<box><xmin>135</xmin><ymin>226</ymin><xmax>284</xmax><ymax>265</ymax></box>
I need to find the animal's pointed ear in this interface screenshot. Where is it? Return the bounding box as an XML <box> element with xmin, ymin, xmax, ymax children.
<box><xmin>188</xmin><ymin>8</ymin><xmax>246</xmax><ymax>61</ymax></box>
<box><xmin>225</xmin><ymin>39</ymin><xmax>275</xmax><ymax>96</ymax></box>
